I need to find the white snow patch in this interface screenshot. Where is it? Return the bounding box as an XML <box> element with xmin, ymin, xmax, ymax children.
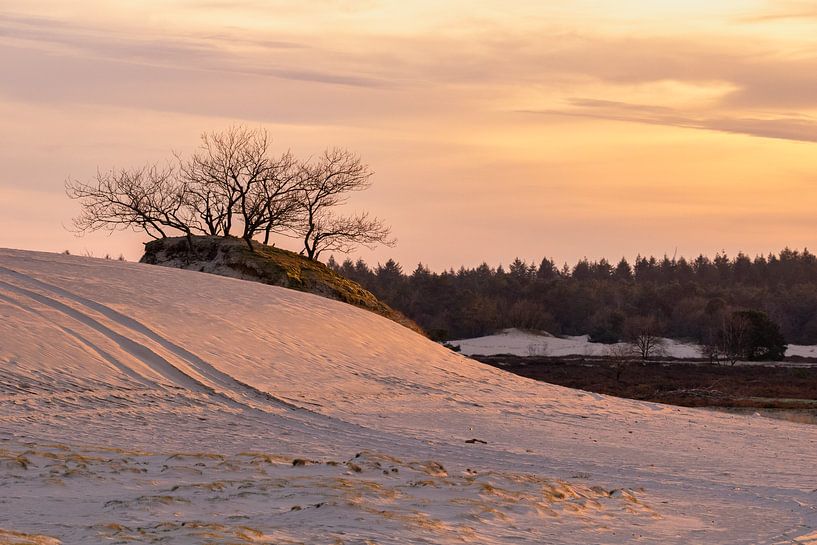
<box><xmin>787</xmin><ymin>344</ymin><xmax>817</xmax><ymax>358</ymax></box>
<box><xmin>453</xmin><ymin>327</ymin><xmax>817</xmax><ymax>361</ymax></box>
<box><xmin>452</xmin><ymin>328</ymin><xmax>702</xmax><ymax>358</ymax></box>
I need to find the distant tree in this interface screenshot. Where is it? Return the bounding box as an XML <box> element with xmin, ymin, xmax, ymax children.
<box><xmin>799</xmin><ymin>313</ymin><xmax>817</xmax><ymax>344</ymax></box>
<box><xmin>658</xmin><ymin>255</ymin><xmax>676</xmax><ymax>282</ymax></box>
<box><xmin>675</xmin><ymin>257</ymin><xmax>694</xmax><ymax>283</ymax></box>
<box><xmin>714</xmin><ymin>252</ymin><xmax>732</xmax><ymax>283</ymax></box>
<box><xmin>733</xmin><ymin>252</ymin><xmax>753</xmax><ymax>283</ymax></box>
<box><xmin>733</xmin><ymin>310</ymin><xmax>787</xmax><ymax>361</ymax></box>
<box><xmin>374</xmin><ymin>259</ymin><xmax>404</xmax><ymax>301</ymax></box>
<box><xmin>354</xmin><ymin>258</ymin><xmax>372</xmax><ymax>277</ymax></box>
<box><xmin>572</xmin><ymin>258</ymin><xmax>592</xmax><ymax>280</ymax></box>
<box><xmin>588</xmin><ymin>309</ymin><xmax>626</xmax><ymax>343</ymax></box>
<box><xmin>537</xmin><ymin>257</ymin><xmax>559</xmax><ymax>281</ymax></box>
<box><xmin>411</xmin><ymin>262</ymin><xmax>432</xmax><ymax>279</ymax></box>
<box><xmin>592</xmin><ymin>258</ymin><xmax>613</xmax><ymax>280</ymax></box>
<box><xmin>605</xmin><ymin>343</ymin><xmax>638</xmax><ymax>382</ymax></box>
<box><xmin>634</xmin><ymin>255</ymin><xmax>658</xmax><ymax>282</ymax></box>
<box><xmin>507</xmin><ymin>300</ymin><xmax>556</xmax><ymax>332</ymax></box>
<box><xmin>613</xmin><ymin>258</ymin><xmax>633</xmax><ymax>281</ymax></box>
<box><xmin>693</xmin><ymin>254</ymin><xmax>717</xmax><ymax>284</ymax></box>
<box><xmin>707</xmin><ymin>309</ymin><xmax>787</xmax><ymax>364</ymax></box>
<box><xmin>332</xmin><ymin>249</ymin><xmax>817</xmax><ymax>348</ymax></box>
<box><xmin>376</xmin><ymin>259</ymin><xmax>403</xmax><ymax>280</ymax></box>
<box><xmin>509</xmin><ymin>258</ymin><xmax>532</xmax><ymax>283</ymax></box>
<box><xmin>293</xmin><ymin>148</ymin><xmax>394</xmax><ymax>260</ymax></box>
<box><xmin>624</xmin><ymin>316</ymin><xmax>665</xmax><ymax>360</ymax></box>
<box><xmin>716</xmin><ymin>311</ymin><xmax>751</xmax><ymax>365</ymax></box>
<box><xmin>700</xmin><ymin>333</ymin><xmax>722</xmax><ymax>365</ymax></box>
<box><xmin>669</xmin><ymin>297</ymin><xmax>705</xmax><ymax>340</ymax></box>
<box><xmin>560</xmin><ymin>262</ymin><xmax>571</xmax><ymax>277</ymax></box>
<box><xmin>705</xmin><ymin>297</ymin><xmax>727</xmax><ymax>317</ymax></box>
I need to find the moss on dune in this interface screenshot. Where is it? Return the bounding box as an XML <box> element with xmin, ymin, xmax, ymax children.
<box><xmin>141</xmin><ymin>236</ymin><xmax>423</xmax><ymax>335</ymax></box>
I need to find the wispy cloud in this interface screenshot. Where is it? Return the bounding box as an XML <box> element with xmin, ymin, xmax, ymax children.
<box><xmin>521</xmin><ymin>98</ymin><xmax>817</xmax><ymax>143</ymax></box>
<box><xmin>0</xmin><ymin>12</ymin><xmax>381</xmax><ymax>88</ymax></box>
<box><xmin>738</xmin><ymin>0</ymin><xmax>817</xmax><ymax>22</ymax></box>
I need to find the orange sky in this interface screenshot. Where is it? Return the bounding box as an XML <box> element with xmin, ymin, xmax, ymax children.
<box><xmin>2</xmin><ymin>1</ymin><xmax>817</xmax><ymax>270</ymax></box>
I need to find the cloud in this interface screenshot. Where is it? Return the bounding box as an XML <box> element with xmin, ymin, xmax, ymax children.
<box><xmin>722</xmin><ymin>61</ymin><xmax>817</xmax><ymax>109</ymax></box>
<box><xmin>6</xmin><ymin>7</ymin><xmax>817</xmax><ymax>110</ymax></box>
<box><xmin>738</xmin><ymin>1</ymin><xmax>817</xmax><ymax>22</ymax></box>
<box><xmin>0</xmin><ymin>12</ymin><xmax>304</xmax><ymax>50</ymax></box>
<box><xmin>4</xmin><ymin>5</ymin><xmax>817</xmax><ymax>139</ymax></box>
<box><xmin>0</xmin><ymin>44</ymin><xmax>399</xmax><ymax>127</ymax></box>
<box><xmin>0</xmin><ymin>12</ymin><xmax>381</xmax><ymax>88</ymax></box>
<box><xmin>521</xmin><ymin>98</ymin><xmax>817</xmax><ymax>144</ymax></box>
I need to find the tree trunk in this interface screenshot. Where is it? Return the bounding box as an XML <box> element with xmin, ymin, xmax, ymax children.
<box><xmin>184</xmin><ymin>232</ymin><xmax>195</xmax><ymax>264</ymax></box>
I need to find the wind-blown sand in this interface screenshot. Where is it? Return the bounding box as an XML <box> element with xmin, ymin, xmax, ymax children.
<box><xmin>1</xmin><ymin>248</ymin><xmax>816</xmax><ymax>544</ymax></box>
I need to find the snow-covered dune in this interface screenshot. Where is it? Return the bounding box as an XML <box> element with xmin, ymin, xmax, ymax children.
<box><xmin>1</xmin><ymin>248</ymin><xmax>816</xmax><ymax>544</ymax></box>
<box><xmin>453</xmin><ymin>328</ymin><xmax>817</xmax><ymax>361</ymax></box>
<box><xmin>452</xmin><ymin>328</ymin><xmax>703</xmax><ymax>359</ymax></box>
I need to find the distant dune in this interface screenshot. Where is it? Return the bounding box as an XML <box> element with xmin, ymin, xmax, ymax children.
<box><xmin>452</xmin><ymin>328</ymin><xmax>701</xmax><ymax>359</ymax></box>
<box><xmin>1</xmin><ymin>248</ymin><xmax>817</xmax><ymax>544</ymax></box>
<box><xmin>454</xmin><ymin>327</ymin><xmax>817</xmax><ymax>361</ymax></box>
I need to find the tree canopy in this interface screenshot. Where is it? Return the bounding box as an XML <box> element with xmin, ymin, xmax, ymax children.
<box><xmin>331</xmin><ymin>250</ymin><xmax>811</xmax><ymax>349</ymax></box>
<box><xmin>66</xmin><ymin>126</ymin><xmax>394</xmax><ymax>259</ymax></box>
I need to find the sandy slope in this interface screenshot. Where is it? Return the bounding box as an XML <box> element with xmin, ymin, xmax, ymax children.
<box><xmin>1</xmin><ymin>249</ymin><xmax>816</xmax><ymax>544</ymax></box>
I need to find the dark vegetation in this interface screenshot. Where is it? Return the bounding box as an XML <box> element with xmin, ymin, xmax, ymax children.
<box><xmin>329</xmin><ymin>250</ymin><xmax>817</xmax><ymax>346</ymax></box>
<box><xmin>474</xmin><ymin>354</ymin><xmax>817</xmax><ymax>411</ymax></box>
<box><xmin>703</xmin><ymin>310</ymin><xmax>787</xmax><ymax>364</ymax></box>
<box><xmin>141</xmin><ymin>235</ymin><xmax>422</xmax><ymax>334</ymax></box>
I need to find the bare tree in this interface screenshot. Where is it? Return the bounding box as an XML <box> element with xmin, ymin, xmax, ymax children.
<box><xmin>605</xmin><ymin>343</ymin><xmax>638</xmax><ymax>382</ymax></box>
<box><xmin>184</xmin><ymin>177</ymin><xmax>230</xmax><ymax>236</ymax></box>
<box><xmin>66</xmin><ymin>164</ymin><xmax>200</xmax><ymax>241</ymax></box>
<box><xmin>526</xmin><ymin>342</ymin><xmax>549</xmax><ymax>357</ymax></box>
<box><xmin>718</xmin><ymin>312</ymin><xmax>751</xmax><ymax>366</ymax></box>
<box><xmin>67</xmin><ymin>126</ymin><xmax>394</xmax><ymax>258</ymax></box>
<box><xmin>179</xmin><ymin>126</ymin><xmax>300</xmax><ymax>249</ymax></box>
<box><xmin>294</xmin><ymin>148</ymin><xmax>394</xmax><ymax>260</ymax></box>
<box><xmin>700</xmin><ymin>330</ymin><xmax>723</xmax><ymax>365</ymax></box>
<box><xmin>625</xmin><ymin>316</ymin><xmax>665</xmax><ymax>361</ymax></box>
<box><xmin>700</xmin><ymin>312</ymin><xmax>751</xmax><ymax>365</ymax></box>
<box><xmin>254</xmin><ymin>152</ymin><xmax>301</xmax><ymax>246</ymax></box>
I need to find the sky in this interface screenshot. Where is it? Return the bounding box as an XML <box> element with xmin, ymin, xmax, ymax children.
<box><xmin>2</xmin><ymin>1</ymin><xmax>817</xmax><ymax>271</ymax></box>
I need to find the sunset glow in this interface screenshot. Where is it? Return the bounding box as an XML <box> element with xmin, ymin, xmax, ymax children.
<box><xmin>3</xmin><ymin>1</ymin><xmax>817</xmax><ymax>268</ymax></box>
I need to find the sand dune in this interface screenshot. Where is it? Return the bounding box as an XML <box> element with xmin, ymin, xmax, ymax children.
<box><xmin>1</xmin><ymin>248</ymin><xmax>816</xmax><ymax>544</ymax></box>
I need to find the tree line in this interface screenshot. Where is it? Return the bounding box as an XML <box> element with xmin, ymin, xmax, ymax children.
<box><xmin>66</xmin><ymin>126</ymin><xmax>393</xmax><ymax>260</ymax></box>
<box><xmin>328</xmin><ymin>250</ymin><xmax>817</xmax><ymax>349</ymax></box>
